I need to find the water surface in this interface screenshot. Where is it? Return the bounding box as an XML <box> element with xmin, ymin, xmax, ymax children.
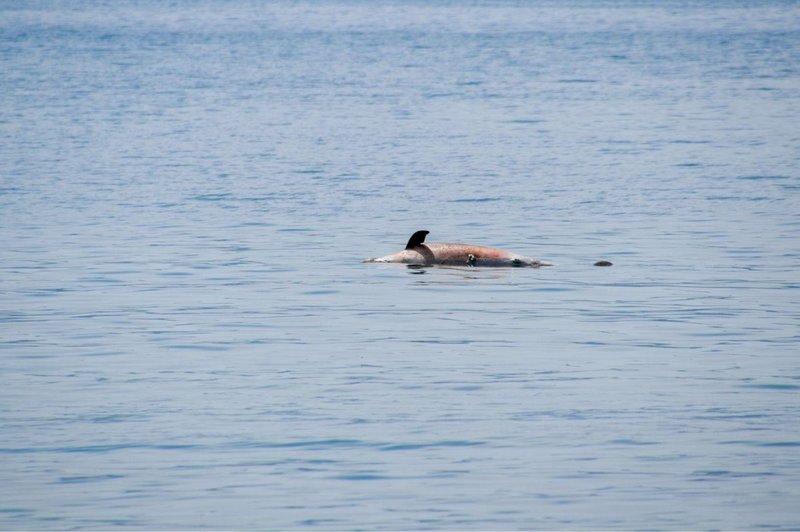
<box><xmin>1</xmin><ymin>0</ymin><xmax>799</xmax><ymax>529</ymax></box>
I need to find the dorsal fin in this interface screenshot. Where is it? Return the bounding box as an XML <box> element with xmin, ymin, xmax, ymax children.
<box><xmin>405</xmin><ymin>230</ymin><xmax>430</xmax><ymax>249</ymax></box>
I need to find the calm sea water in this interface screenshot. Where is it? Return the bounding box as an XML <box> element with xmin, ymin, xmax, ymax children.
<box><xmin>2</xmin><ymin>0</ymin><xmax>799</xmax><ymax>529</ymax></box>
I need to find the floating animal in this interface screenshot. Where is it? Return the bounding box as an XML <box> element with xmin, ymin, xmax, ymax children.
<box><xmin>363</xmin><ymin>230</ymin><xmax>552</xmax><ymax>268</ymax></box>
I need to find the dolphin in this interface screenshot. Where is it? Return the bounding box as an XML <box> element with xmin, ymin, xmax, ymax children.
<box><xmin>363</xmin><ymin>230</ymin><xmax>552</xmax><ymax>267</ymax></box>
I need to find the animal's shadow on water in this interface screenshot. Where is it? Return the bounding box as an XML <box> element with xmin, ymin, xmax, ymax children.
<box><xmin>403</xmin><ymin>264</ymin><xmax>516</xmax><ymax>282</ymax></box>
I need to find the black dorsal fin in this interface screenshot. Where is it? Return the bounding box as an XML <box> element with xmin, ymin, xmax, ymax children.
<box><xmin>406</xmin><ymin>230</ymin><xmax>430</xmax><ymax>249</ymax></box>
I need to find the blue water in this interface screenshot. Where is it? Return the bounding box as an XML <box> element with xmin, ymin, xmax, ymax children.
<box><xmin>2</xmin><ymin>0</ymin><xmax>800</xmax><ymax>529</ymax></box>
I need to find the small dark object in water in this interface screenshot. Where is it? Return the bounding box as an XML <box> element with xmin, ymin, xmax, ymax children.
<box><xmin>594</xmin><ymin>260</ymin><xmax>613</xmax><ymax>267</ymax></box>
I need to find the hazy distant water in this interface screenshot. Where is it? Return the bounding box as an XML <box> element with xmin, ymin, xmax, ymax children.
<box><xmin>2</xmin><ymin>0</ymin><xmax>799</xmax><ymax>529</ymax></box>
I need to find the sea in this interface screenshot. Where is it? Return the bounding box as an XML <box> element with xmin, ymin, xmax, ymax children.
<box><xmin>1</xmin><ymin>0</ymin><xmax>799</xmax><ymax>529</ymax></box>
